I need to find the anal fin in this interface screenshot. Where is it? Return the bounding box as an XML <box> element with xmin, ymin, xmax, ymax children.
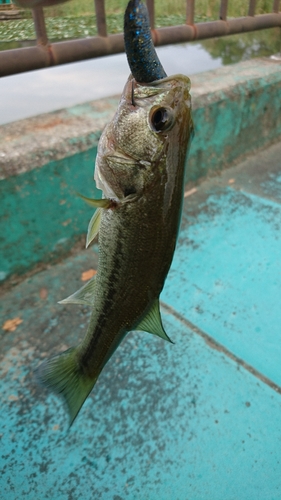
<box><xmin>135</xmin><ymin>299</ymin><xmax>173</xmax><ymax>343</ymax></box>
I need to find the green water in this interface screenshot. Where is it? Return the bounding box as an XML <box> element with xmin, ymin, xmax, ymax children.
<box><xmin>201</xmin><ymin>28</ymin><xmax>281</xmax><ymax>65</ymax></box>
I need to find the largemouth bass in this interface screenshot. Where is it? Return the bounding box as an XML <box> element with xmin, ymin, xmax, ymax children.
<box><xmin>37</xmin><ymin>0</ymin><xmax>193</xmax><ymax>426</ymax></box>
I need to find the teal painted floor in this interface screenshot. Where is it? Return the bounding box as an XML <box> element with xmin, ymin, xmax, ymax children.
<box><xmin>1</xmin><ymin>141</ymin><xmax>281</xmax><ymax>499</ymax></box>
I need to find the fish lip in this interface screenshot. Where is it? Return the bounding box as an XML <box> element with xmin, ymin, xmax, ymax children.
<box><xmin>126</xmin><ymin>74</ymin><xmax>192</xmax><ymax>104</ymax></box>
<box><xmin>124</xmin><ymin>75</ymin><xmax>167</xmax><ymax>104</ymax></box>
<box><xmin>149</xmin><ymin>74</ymin><xmax>192</xmax><ymax>92</ymax></box>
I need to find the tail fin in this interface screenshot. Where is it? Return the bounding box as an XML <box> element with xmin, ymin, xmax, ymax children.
<box><xmin>35</xmin><ymin>347</ymin><xmax>96</xmax><ymax>426</ymax></box>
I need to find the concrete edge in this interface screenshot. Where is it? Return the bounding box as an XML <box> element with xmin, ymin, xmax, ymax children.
<box><xmin>0</xmin><ymin>97</ymin><xmax>119</xmax><ymax>181</ymax></box>
<box><xmin>1</xmin><ymin>57</ymin><xmax>281</xmax><ymax>181</ymax></box>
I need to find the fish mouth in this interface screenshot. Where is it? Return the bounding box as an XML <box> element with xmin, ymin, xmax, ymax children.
<box><xmin>150</xmin><ymin>74</ymin><xmax>192</xmax><ymax>92</ymax></box>
<box><xmin>125</xmin><ymin>74</ymin><xmax>192</xmax><ymax>107</ymax></box>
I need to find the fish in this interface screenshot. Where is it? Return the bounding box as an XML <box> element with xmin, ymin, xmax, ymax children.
<box><xmin>36</xmin><ymin>0</ymin><xmax>194</xmax><ymax>426</ymax></box>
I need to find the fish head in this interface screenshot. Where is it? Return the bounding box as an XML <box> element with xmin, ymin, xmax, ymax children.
<box><xmin>94</xmin><ymin>74</ymin><xmax>193</xmax><ymax>201</ymax></box>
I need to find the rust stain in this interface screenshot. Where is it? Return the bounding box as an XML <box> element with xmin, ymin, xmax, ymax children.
<box><xmin>39</xmin><ymin>288</ymin><xmax>48</xmax><ymax>300</ymax></box>
<box><xmin>23</xmin><ymin>116</ymin><xmax>75</xmax><ymax>134</ymax></box>
<box><xmin>2</xmin><ymin>317</ymin><xmax>23</xmax><ymax>332</ymax></box>
<box><xmin>62</xmin><ymin>219</ymin><xmax>71</xmax><ymax>227</ymax></box>
<box><xmin>8</xmin><ymin>394</ymin><xmax>19</xmax><ymax>401</ymax></box>
<box><xmin>81</xmin><ymin>269</ymin><xmax>97</xmax><ymax>281</ymax></box>
<box><xmin>35</xmin><ymin>118</ymin><xmax>69</xmax><ymax>129</ymax></box>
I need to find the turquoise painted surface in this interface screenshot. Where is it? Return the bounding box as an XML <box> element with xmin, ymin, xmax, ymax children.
<box><xmin>0</xmin><ymin>147</ymin><xmax>100</xmax><ymax>281</ymax></box>
<box><xmin>1</xmin><ymin>286</ymin><xmax>281</xmax><ymax>499</ymax></box>
<box><xmin>162</xmin><ymin>187</ymin><xmax>281</xmax><ymax>385</ymax></box>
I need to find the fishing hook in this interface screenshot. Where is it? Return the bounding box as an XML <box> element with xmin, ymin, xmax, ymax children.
<box><xmin>131</xmin><ymin>79</ymin><xmax>136</xmax><ymax>107</ymax></box>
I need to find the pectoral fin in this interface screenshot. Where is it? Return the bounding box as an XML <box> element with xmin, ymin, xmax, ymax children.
<box><xmin>86</xmin><ymin>208</ymin><xmax>102</xmax><ymax>248</ymax></box>
<box><xmin>58</xmin><ymin>275</ymin><xmax>96</xmax><ymax>306</ymax></box>
<box><xmin>136</xmin><ymin>299</ymin><xmax>173</xmax><ymax>343</ymax></box>
<box><xmin>77</xmin><ymin>193</ymin><xmax>111</xmax><ymax>209</ymax></box>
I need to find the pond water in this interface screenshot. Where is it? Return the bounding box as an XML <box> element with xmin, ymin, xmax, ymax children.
<box><xmin>0</xmin><ymin>28</ymin><xmax>280</xmax><ymax>126</ymax></box>
<box><xmin>0</xmin><ymin>42</ymin><xmax>222</xmax><ymax>125</ymax></box>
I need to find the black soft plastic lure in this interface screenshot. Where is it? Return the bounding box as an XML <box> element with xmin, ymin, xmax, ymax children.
<box><xmin>124</xmin><ymin>0</ymin><xmax>167</xmax><ymax>82</ymax></box>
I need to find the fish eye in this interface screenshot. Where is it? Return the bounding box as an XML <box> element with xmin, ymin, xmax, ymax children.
<box><xmin>149</xmin><ymin>106</ymin><xmax>175</xmax><ymax>133</ymax></box>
